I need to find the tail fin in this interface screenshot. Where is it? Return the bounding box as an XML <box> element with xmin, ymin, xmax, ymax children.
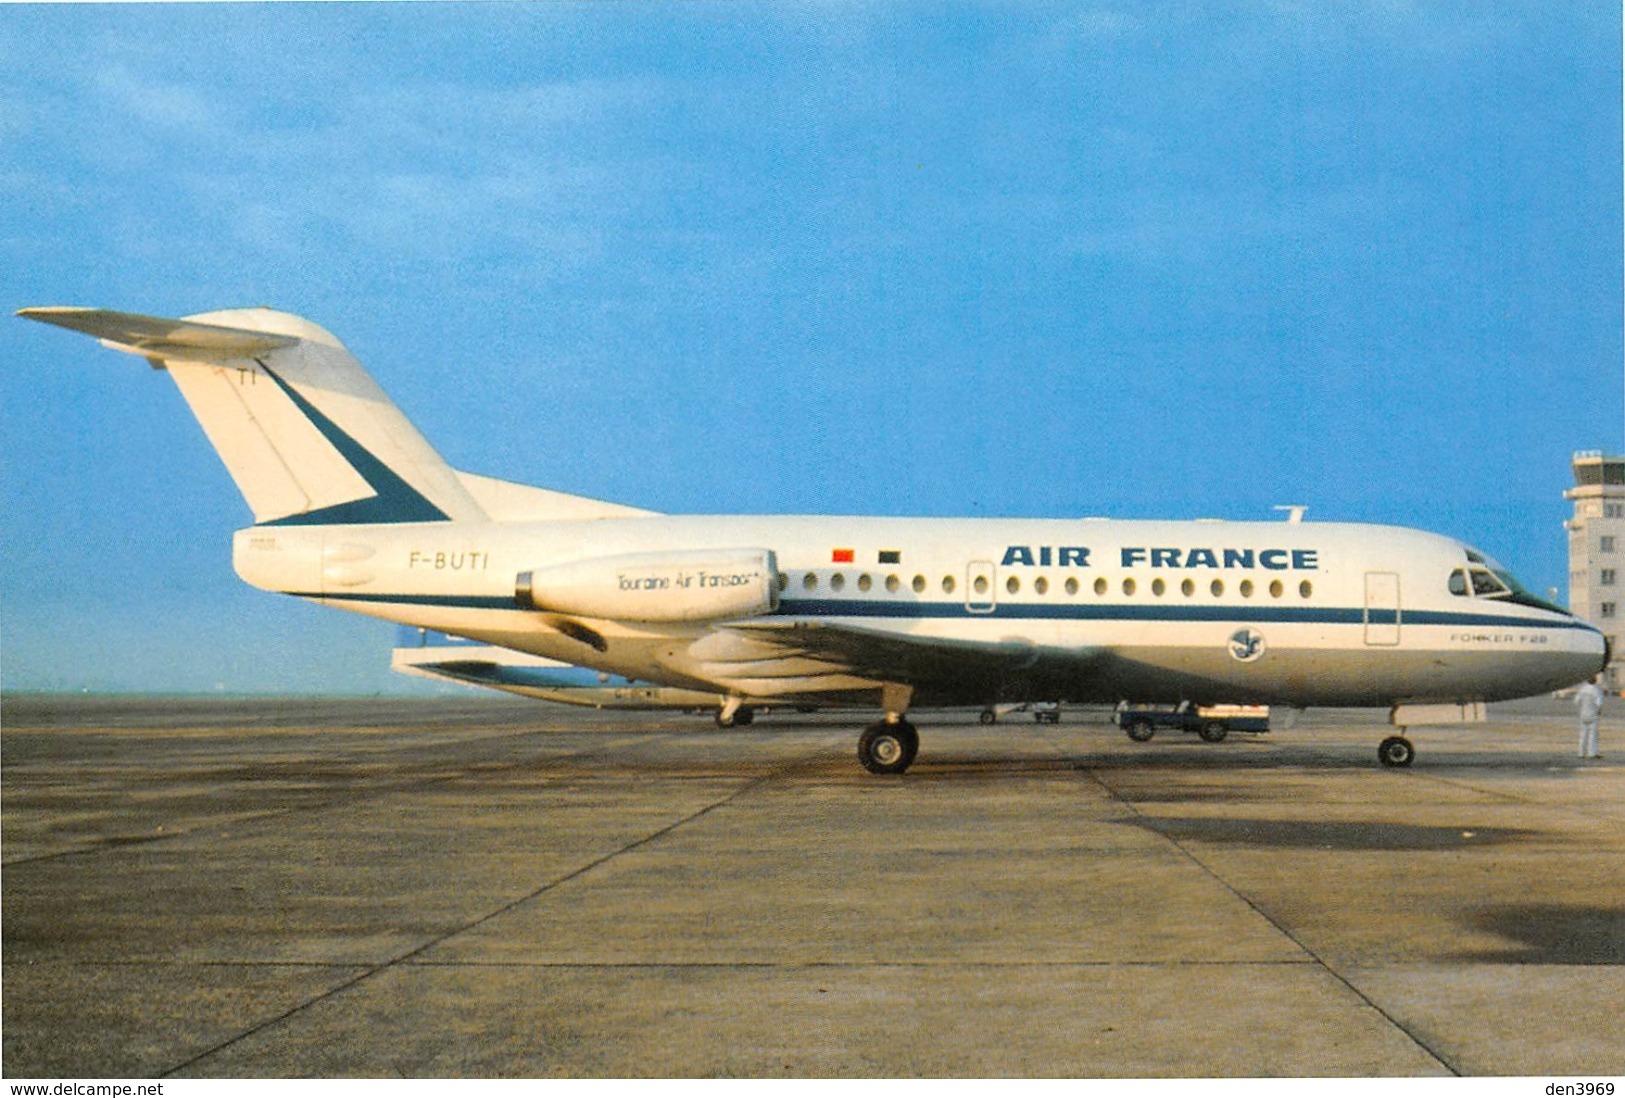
<box><xmin>19</xmin><ymin>306</ymin><xmax>486</xmax><ymax>526</ymax></box>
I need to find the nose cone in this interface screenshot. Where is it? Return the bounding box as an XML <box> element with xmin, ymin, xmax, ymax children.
<box><xmin>1560</xmin><ymin>619</ymin><xmax>1612</xmax><ymax>692</ymax></box>
<box><xmin>1495</xmin><ymin>613</ymin><xmax>1611</xmax><ymax>700</ymax></box>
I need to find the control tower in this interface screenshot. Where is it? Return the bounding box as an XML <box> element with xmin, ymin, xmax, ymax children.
<box><xmin>1564</xmin><ymin>451</ymin><xmax>1625</xmax><ymax>689</ymax></box>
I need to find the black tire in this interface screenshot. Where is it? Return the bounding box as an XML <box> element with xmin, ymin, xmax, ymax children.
<box><xmin>1125</xmin><ymin>719</ymin><xmax>1156</xmax><ymax>743</ymax></box>
<box><xmin>979</xmin><ymin>708</ymin><xmax>997</xmax><ymax>725</ymax></box>
<box><xmin>1198</xmin><ymin>721</ymin><xmax>1228</xmax><ymax>743</ymax></box>
<box><xmin>1378</xmin><ymin>735</ymin><xmax>1415</xmax><ymax>768</ymax></box>
<box><xmin>859</xmin><ymin>720</ymin><xmax>918</xmax><ymax>774</ymax></box>
<box><xmin>735</xmin><ymin>707</ymin><xmax>755</xmax><ymax>727</ymax></box>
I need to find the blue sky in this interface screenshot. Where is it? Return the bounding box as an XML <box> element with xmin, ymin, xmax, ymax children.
<box><xmin>1</xmin><ymin>3</ymin><xmax>1619</xmax><ymax>694</ymax></box>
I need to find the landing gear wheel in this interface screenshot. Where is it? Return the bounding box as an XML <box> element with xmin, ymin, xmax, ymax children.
<box><xmin>1125</xmin><ymin>719</ymin><xmax>1156</xmax><ymax>743</ymax></box>
<box><xmin>859</xmin><ymin>720</ymin><xmax>919</xmax><ymax>775</ymax></box>
<box><xmin>734</xmin><ymin>707</ymin><xmax>755</xmax><ymax>727</ymax></box>
<box><xmin>1199</xmin><ymin>721</ymin><xmax>1228</xmax><ymax>743</ymax></box>
<box><xmin>979</xmin><ymin>708</ymin><xmax>997</xmax><ymax>725</ymax></box>
<box><xmin>1378</xmin><ymin>735</ymin><xmax>1415</xmax><ymax>768</ymax></box>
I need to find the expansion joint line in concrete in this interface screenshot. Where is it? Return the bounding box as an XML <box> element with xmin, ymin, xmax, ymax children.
<box><xmin>1077</xmin><ymin>766</ymin><xmax>1464</xmax><ymax>1078</ymax></box>
<box><xmin>1419</xmin><ymin>769</ymin><xmax>1625</xmax><ymax>831</ymax></box>
<box><xmin>156</xmin><ymin>752</ymin><xmax>802</xmax><ymax>1078</ymax></box>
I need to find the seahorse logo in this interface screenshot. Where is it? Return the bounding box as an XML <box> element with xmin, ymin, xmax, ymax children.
<box><xmin>1228</xmin><ymin>628</ymin><xmax>1266</xmax><ymax>663</ymax></box>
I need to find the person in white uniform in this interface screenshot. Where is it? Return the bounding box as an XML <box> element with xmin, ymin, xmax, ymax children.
<box><xmin>1575</xmin><ymin>677</ymin><xmax>1605</xmax><ymax>759</ymax></box>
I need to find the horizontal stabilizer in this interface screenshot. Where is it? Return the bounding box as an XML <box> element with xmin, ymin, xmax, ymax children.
<box><xmin>18</xmin><ymin>307</ymin><xmax>298</xmax><ymax>360</ymax></box>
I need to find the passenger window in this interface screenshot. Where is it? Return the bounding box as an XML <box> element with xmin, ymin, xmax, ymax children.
<box><xmin>942</xmin><ymin>574</ymin><xmax>956</xmax><ymax>594</ymax></box>
<box><xmin>1151</xmin><ymin>578</ymin><xmax>1166</xmax><ymax>596</ymax></box>
<box><xmin>1240</xmin><ymin>579</ymin><xmax>1254</xmax><ymax>598</ymax></box>
<box><xmin>1006</xmin><ymin>576</ymin><xmax>1020</xmax><ymax>595</ymax></box>
<box><xmin>1211</xmin><ymin>579</ymin><xmax>1224</xmax><ymax>597</ymax></box>
<box><xmin>1181</xmin><ymin>578</ymin><xmax>1195</xmax><ymax>597</ymax></box>
<box><xmin>803</xmin><ymin>573</ymin><xmax>818</xmax><ymax>591</ymax></box>
<box><xmin>974</xmin><ymin>575</ymin><xmax>989</xmax><ymax>595</ymax></box>
<box><xmin>1065</xmin><ymin>577</ymin><xmax>1079</xmax><ymax>596</ymax></box>
<box><xmin>1449</xmin><ymin>570</ymin><xmax>1468</xmax><ymax>597</ymax></box>
<box><xmin>1269</xmin><ymin>579</ymin><xmax>1283</xmax><ymax>598</ymax></box>
<box><xmin>1123</xmin><ymin>578</ymin><xmax>1137</xmax><ymax>596</ymax></box>
<box><xmin>857</xmin><ymin>574</ymin><xmax>872</xmax><ymax>592</ymax></box>
<box><xmin>912</xmin><ymin>574</ymin><xmax>926</xmax><ymax>594</ymax></box>
<box><xmin>831</xmin><ymin>573</ymin><xmax>846</xmax><ymax>592</ymax></box>
<box><xmin>1095</xmin><ymin>577</ymin><xmax>1108</xmax><ymax>596</ymax></box>
<box><xmin>1034</xmin><ymin>576</ymin><xmax>1049</xmax><ymax>595</ymax></box>
<box><xmin>886</xmin><ymin>574</ymin><xmax>900</xmax><ymax>593</ymax></box>
<box><xmin>1299</xmin><ymin>580</ymin><xmax>1313</xmax><ymax>598</ymax></box>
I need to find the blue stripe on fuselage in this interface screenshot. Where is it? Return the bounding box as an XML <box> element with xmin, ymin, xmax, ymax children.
<box><xmin>336</xmin><ymin>591</ymin><xmax>1597</xmax><ymax>633</ymax></box>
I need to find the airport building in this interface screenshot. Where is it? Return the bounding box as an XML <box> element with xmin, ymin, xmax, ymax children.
<box><xmin>1565</xmin><ymin>450</ymin><xmax>1625</xmax><ymax>689</ymax></box>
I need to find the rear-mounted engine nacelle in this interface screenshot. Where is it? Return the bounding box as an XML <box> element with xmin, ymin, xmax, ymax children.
<box><xmin>516</xmin><ymin>548</ymin><xmax>779</xmax><ymax>623</ymax></box>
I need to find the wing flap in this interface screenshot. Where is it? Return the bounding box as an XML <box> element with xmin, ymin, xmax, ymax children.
<box><xmin>18</xmin><ymin>306</ymin><xmax>299</xmax><ymax>360</ymax></box>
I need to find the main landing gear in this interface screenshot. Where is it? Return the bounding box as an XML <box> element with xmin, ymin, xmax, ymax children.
<box><xmin>857</xmin><ymin>683</ymin><xmax>918</xmax><ymax>775</ymax></box>
<box><xmin>1378</xmin><ymin>734</ymin><xmax>1415</xmax><ymax>768</ymax></box>
<box><xmin>858</xmin><ymin>719</ymin><xmax>919</xmax><ymax>774</ymax></box>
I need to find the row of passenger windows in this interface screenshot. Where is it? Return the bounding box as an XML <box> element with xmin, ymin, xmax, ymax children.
<box><xmin>780</xmin><ymin>572</ymin><xmax>1314</xmax><ymax>599</ymax></box>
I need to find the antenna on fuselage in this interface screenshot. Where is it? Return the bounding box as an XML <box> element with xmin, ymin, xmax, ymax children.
<box><xmin>1273</xmin><ymin>505</ymin><xmax>1308</xmax><ymax>524</ymax></box>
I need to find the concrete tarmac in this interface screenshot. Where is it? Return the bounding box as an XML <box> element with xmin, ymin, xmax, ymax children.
<box><xmin>3</xmin><ymin>694</ymin><xmax>1622</xmax><ymax>1078</ymax></box>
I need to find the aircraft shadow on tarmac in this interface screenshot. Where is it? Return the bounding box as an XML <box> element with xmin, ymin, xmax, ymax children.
<box><xmin>1459</xmin><ymin>904</ymin><xmax>1625</xmax><ymax>965</ymax></box>
<box><xmin>1126</xmin><ymin>816</ymin><xmax>1541</xmax><ymax>852</ymax></box>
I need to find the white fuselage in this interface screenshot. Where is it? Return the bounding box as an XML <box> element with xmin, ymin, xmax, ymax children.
<box><xmin>236</xmin><ymin>515</ymin><xmax>1605</xmax><ymax>710</ymax></box>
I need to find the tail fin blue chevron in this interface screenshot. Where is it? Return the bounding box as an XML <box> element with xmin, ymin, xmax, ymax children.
<box><xmin>18</xmin><ymin>306</ymin><xmax>486</xmax><ymax>525</ymax></box>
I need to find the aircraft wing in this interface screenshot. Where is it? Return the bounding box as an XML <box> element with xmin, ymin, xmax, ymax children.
<box><xmin>726</xmin><ymin>619</ymin><xmax>1107</xmax><ymax>701</ymax></box>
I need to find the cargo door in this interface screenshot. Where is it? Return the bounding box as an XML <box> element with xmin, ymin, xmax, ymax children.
<box><xmin>1364</xmin><ymin>571</ymin><xmax>1401</xmax><ymax>646</ymax></box>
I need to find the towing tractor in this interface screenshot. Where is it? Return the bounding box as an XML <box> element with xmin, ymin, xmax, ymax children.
<box><xmin>1115</xmin><ymin>704</ymin><xmax>1271</xmax><ymax>743</ymax></box>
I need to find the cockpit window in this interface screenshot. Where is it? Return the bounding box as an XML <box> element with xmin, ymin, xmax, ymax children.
<box><xmin>1459</xmin><ymin>545</ymin><xmax>1569</xmax><ymax>614</ymax></box>
<box><xmin>1448</xmin><ymin>569</ymin><xmax>1469</xmax><ymax>597</ymax></box>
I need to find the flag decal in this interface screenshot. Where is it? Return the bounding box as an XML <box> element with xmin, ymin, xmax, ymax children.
<box><xmin>831</xmin><ymin>548</ymin><xmax>855</xmax><ymax>563</ymax></box>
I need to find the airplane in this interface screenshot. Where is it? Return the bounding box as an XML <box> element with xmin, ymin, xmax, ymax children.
<box><xmin>19</xmin><ymin>305</ymin><xmax>1608</xmax><ymax>773</ymax></box>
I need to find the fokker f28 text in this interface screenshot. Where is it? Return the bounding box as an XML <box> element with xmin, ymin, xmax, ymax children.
<box><xmin>21</xmin><ymin>306</ymin><xmax>1606</xmax><ymax>773</ymax></box>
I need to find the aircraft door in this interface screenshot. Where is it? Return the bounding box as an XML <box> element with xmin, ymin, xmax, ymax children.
<box><xmin>966</xmin><ymin>560</ymin><xmax>996</xmax><ymax>614</ymax></box>
<box><xmin>1364</xmin><ymin>571</ymin><xmax>1401</xmax><ymax>646</ymax></box>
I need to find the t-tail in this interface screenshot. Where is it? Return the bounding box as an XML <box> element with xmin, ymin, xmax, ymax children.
<box><xmin>19</xmin><ymin>307</ymin><xmax>486</xmax><ymax>526</ymax></box>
